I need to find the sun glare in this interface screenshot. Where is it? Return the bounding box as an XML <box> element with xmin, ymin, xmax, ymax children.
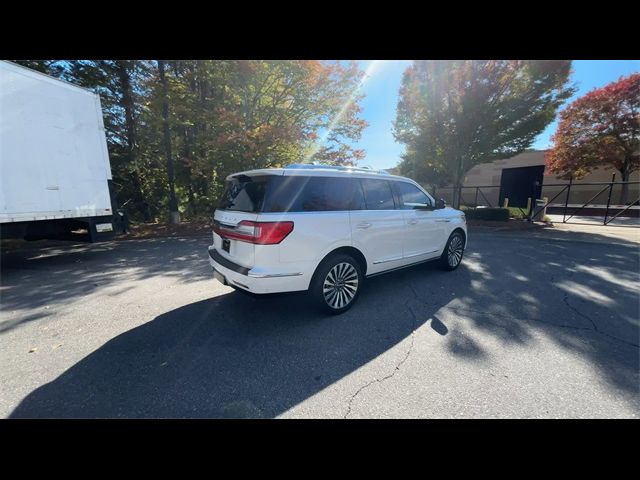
<box><xmin>304</xmin><ymin>60</ymin><xmax>386</xmax><ymax>163</ymax></box>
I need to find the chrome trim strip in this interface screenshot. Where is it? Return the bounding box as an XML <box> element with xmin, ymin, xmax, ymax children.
<box><xmin>247</xmin><ymin>272</ymin><xmax>303</xmax><ymax>278</ymax></box>
<box><xmin>372</xmin><ymin>256</ymin><xmax>404</xmax><ymax>265</ymax></box>
<box><xmin>404</xmin><ymin>250</ymin><xmax>439</xmax><ymax>259</ymax></box>
<box><xmin>372</xmin><ymin>250</ymin><xmax>438</xmax><ymax>264</ymax></box>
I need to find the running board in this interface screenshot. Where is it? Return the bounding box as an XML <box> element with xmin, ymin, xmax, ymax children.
<box><xmin>366</xmin><ymin>256</ymin><xmax>440</xmax><ymax>278</ymax></box>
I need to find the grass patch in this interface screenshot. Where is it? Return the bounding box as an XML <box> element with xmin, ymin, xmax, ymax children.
<box><xmin>508</xmin><ymin>207</ymin><xmax>530</xmax><ymax>219</ymax></box>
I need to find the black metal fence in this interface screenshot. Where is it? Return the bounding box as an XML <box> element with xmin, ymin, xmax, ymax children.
<box><xmin>433</xmin><ymin>185</ymin><xmax>500</xmax><ymax>208</ymax></box>
<box><xmin>433</xmin><ymin>177</ymin><xmax>640</xmax><ymax>226</ymax></box>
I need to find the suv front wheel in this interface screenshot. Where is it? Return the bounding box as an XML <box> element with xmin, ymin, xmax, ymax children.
<box><xmin>310</xmin><ymin>254</ymin><xmax>363</xmax><ymax>315</ymax></box>
<box><xmin>439</xmin><ymin>230</ymin><xmax>465</xmax><ymax>270</ymax></box>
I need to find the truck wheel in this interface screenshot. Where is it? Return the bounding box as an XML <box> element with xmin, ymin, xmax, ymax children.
<box><xmin>310</xmin><ymin>254</ymin><xmax>363</xmax><ymax>315</ymax></box>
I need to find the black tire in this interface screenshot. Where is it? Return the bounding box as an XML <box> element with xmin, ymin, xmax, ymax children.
<box><xmin>310</xmin><ymin>253</ymin><xmax>363</xmax><ymax>315</ymax></box>
<box><xmin>439</xmin><ymin>230</ymin><xmax>465</xmax><ymax>271</ymax></box>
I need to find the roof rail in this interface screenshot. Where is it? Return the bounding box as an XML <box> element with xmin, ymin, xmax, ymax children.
<box><xmin>285</xmin><ymin>163</ymin><xmax>390</xmax><ymax>175</ymax></box>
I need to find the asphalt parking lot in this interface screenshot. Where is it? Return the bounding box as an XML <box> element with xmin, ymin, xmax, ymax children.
<box><xmin>1</xmin><ymin>228</ymin><xmax>638</xmax><ymax>418</ymax></box>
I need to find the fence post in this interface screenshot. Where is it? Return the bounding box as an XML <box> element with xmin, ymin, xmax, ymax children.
<box><xmin>604</xmin><ymin>173</ymin><xmax>616</xmax><ymax>225</ymax></box>
<box><xmin>474</xmin><ymin>187</ymin><xmax>479</xmax><ymax>209</ymax></box>
<box><xmin>563</xmin><ymin>176</ymin><xmax>573</xmax><ymax>223</ymax></box>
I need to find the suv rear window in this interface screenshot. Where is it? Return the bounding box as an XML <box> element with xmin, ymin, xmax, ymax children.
<box><xmin>218</xmin><ymin>175</ymin><xmax>365</xmax><ymax>213</ymax></box>
<box><xmin>218</xmin><ymin>175</ymin><xmax>271</xmax><ymax>213</ymax></box>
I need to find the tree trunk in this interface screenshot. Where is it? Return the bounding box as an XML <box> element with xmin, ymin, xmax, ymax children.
<box><xmin>452</xmin><ymin>181</ymin><xmax>462</xmax><ymax>209</ymax></box>
<box><xmin>158</xmin><ymin>60</ymin><xmax>180</xmax><ymax>224</ymax></box>
<box><xmin>187</xmin><ymin>183</ymin><xmax>196</xmax><ymax>217</ymax></box>
<box><xmin>182</xmin><ymin>125</ymin><xmax>196</xmax><ymax>218</ymax></box>
<box><xmin>130</xmin><ymin>171</ymin><xmax>151</xmax><ymax>221</ymax></box>
<box><xmin>115</xmin><ymin>61</ymin><xmax>150</xmax><ymax>221</ymax></box>
<box><xmin>452</xmin><ymin>156</ymin><xmax>465</xmax><ymax>209</ymax></box>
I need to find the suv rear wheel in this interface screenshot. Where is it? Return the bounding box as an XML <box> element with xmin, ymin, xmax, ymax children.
<box><xmin>310</xmin><ymin>254</ymin><xmax>363</xmax><ymax>315</ymax></box>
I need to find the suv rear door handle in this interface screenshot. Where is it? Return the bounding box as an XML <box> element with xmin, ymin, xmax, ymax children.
<box><xmin>356</xmin><ymin>222</ymin><xmax>371</xmax><ymax>229</ymax></box>
<box><xmin>408</xmin><ymin>219</ymin><xmax>419</xmax><ymax>225</ymax></box>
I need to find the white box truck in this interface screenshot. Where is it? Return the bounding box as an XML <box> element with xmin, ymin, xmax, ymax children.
<box><xmin>0</xmin><ymin>60</ymin><xmax>125</xmax><ymax>242</ymax></box>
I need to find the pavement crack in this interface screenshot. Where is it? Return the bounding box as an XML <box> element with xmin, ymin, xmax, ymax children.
<box><xmin>441</xmin><ymin>300</ymin><xmax>638</xmax><ymax>349</ymax></box>
<box><xmin>561</xmin><ymin>292</ymin><xmax>639</xmax><ymax>348</ymax></box>
<box><xmin>343</xmin><ymin>284</ymin><xmax>419</xmax><ymax>419</ymax></box>
<box><xmin>562</xmin><ymin>292</ymin><xmax>598</xmax><ymax>332</ymax></box>
<box><xmin>556</xmin><ymin>270</ymin><xmax>639</xmax><ymax>348</ymax></box>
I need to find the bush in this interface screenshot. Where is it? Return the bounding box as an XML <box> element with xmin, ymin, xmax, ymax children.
<box><xmin>508</xmin><ymin>207</ymin><xmax>528</xmax><ymax>219</ymax></box>
<box><xmin>462</xmin><ymin>207</ymin><xmax>510</xmax><ymax>221</ymax></box>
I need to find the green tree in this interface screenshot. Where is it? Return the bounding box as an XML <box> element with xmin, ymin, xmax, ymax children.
<box><xmin>394</xmin><ymin>60</ymin><xmax>575</xmax><ymax>206</ymax></box>
<box><xmin>139</xmin><ymin>60</ymin><xmax>368</xmax><ymax>218</ymax></box>
<box><xmin>156</xmin><ymin>60</ymin><xmax>180</xmax><ymax>223</ymax></box>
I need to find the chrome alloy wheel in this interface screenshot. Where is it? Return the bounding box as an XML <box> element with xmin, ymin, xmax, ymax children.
<box><xmin>323</xmin><ymin>262</ymin><xmax>359</xmax><ymax>309</ymax></box>
<box><xmin>447</xmin><ymin>234</ymin><xmax>464</xmax><ymax>267</ymax></box>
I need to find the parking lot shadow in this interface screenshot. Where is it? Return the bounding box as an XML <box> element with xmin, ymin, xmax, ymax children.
<box><xmin>9</xmin><ymin>261</ymin><xmax>461</xmax><ymax>418</ymax></box>
<box><xmin>0</xmin><ymin>237</ymin><xmax>212</xmax><ymax>333</ymax></box>
<box><xmin>7</xmin><ymin>230</ymin><xmax>640</xmax><ymax>418</ymax></box>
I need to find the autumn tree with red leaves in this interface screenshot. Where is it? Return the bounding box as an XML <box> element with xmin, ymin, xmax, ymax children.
<box><xmin>546</xmin><ymin>73</ymin><xmax>640</xmax><ymax>204</ymax></box>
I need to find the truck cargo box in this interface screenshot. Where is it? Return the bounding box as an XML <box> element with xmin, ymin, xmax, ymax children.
<box><xmin>0</xmin><ymin>60</ymin><xmax>119</xmax><ymax>241</ymax></box>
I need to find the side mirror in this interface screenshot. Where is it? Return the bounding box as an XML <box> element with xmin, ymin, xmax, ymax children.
<box><xmin>435</xmin><ymin>198</ymin><xmax>446</xmax><ymax>209</ymax></box>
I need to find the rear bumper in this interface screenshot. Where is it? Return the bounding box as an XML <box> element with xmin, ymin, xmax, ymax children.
<box><xmin>207</xmin><ymin>246</ymin><xmax>310</xmax><ymax>294</ymax></box>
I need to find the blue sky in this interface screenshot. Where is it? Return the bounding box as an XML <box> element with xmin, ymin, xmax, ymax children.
<box><xmin>352</xmin><ymin>60</ymin><xmax>640</xmax><ymax>170</ymax></box>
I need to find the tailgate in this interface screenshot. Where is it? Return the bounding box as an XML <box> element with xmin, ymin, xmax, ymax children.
<box><xmin>213</xmin><ymin>209</ymin><xmax>257</xmax><ymax>268</ymax></box>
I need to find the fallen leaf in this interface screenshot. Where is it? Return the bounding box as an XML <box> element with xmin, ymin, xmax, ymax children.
<box><xmin>28</xmin><ymin>348</ymin><xmax>37</xmax><ymax>353</ymax></box>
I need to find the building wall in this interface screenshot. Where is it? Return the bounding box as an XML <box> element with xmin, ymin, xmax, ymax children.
<box><xmin>430</xmin><ymin>151</ymin><xmax>639</xmax><ymax>207</ymax></box>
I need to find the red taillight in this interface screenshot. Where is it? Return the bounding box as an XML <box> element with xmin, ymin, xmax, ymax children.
<box><xmin>213</xmin><ymin>220</ymin><xmax>294</xmax><ymax>245</ymax></box>
<box><xmin>248</xmin><ymin>221</ymin><xmax>295</xmax><ymax>245</ymax></box>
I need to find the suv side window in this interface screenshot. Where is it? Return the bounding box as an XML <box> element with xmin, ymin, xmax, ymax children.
<box><xmin>298</xmin><ymin>177</ymin><xmax>363</xmax><ymax>211</ymax></box>
<box><xmin>361</xmin><ymin>179</ymin><xmax>396</xmax><ymax>210</ymax></box>
<box><xmin>263</xmin><ymin>176</ymin><xmax>364</xmax><ymax>212</ymax></box>
<box><xmin>395</xmin><ymin>181</ymin><xmax>432</xmax><ymax>209</ymax></box>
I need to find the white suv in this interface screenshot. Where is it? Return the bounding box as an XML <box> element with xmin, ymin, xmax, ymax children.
<box><xmin>208</xmin><ymin>164</ymin><xmax>467</xmax><ymax>314</ymax></box>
